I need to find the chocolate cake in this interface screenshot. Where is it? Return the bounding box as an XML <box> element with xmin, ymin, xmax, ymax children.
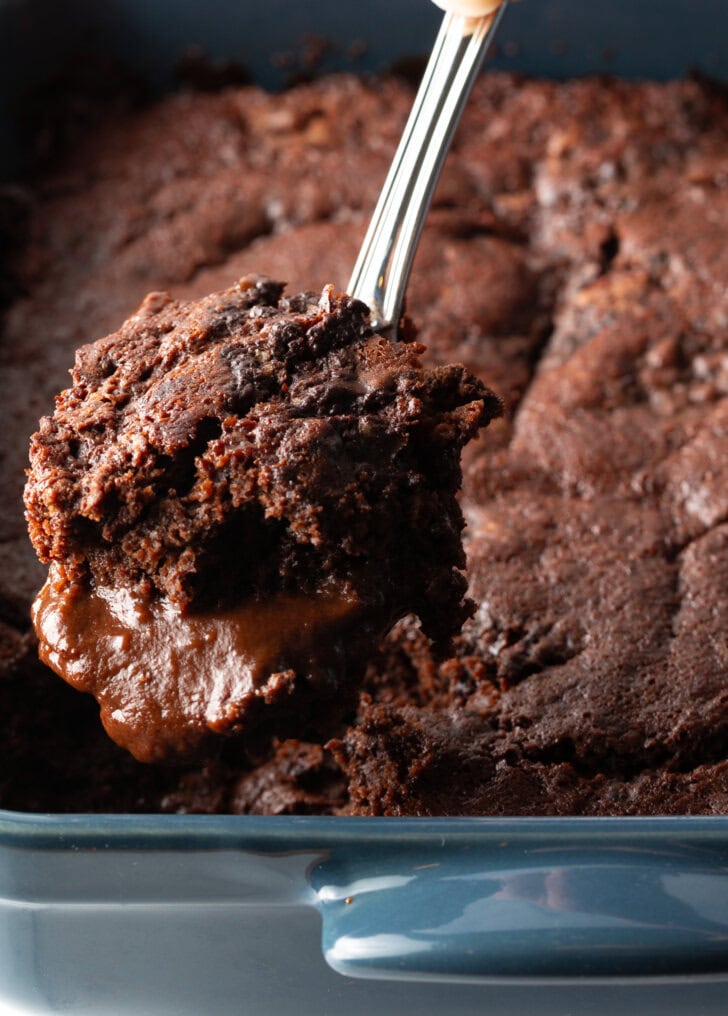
<box><xmin>25</xmin><ymin>278</ymin><xmax>497</xmax><ymax>760</ymax></box>
<box><xmin>2</xmin><ymin>70</ymin><xmax>727</xmax><ymax>813</ymax></box>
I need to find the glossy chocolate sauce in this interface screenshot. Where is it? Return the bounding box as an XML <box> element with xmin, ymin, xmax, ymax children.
<box><xmin>32</xmin><ymin>566</ymin><xmax>364</xmax><ymax>762</ymax></box>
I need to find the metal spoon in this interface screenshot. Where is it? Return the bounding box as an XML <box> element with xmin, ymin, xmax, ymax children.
<box><xmin>348</xmin><ymin>2</ymin><xmax>508</xmax><ymax>334</ymax></box>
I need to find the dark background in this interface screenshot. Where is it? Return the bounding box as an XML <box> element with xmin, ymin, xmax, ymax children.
<box><xmin>1</xmin><ymin>0</ymin><xmax>726</xmax><ymax>174</ymax></box>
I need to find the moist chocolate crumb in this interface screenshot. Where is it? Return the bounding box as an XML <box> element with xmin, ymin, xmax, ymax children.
<box><xmin>25</xmin><ymin>279</ymin><xmax>498</xmax><ymax>632</ymax></box>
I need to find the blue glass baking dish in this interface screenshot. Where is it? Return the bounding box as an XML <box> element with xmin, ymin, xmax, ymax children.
<box><xmin>1</xmin><ymin>2</ymin><xmax>728</xmax><ymax>1013</ymax></box>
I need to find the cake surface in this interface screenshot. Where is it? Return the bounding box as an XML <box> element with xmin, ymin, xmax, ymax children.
<box><xmin>2</xmin><ymin>70</ymin><xmax>727</xmax><ymax>813</ymax></box>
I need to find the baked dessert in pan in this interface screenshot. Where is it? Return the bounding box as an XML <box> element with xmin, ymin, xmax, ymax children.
<box><xmin>2</xmin><ymin>70</ymin><xmax>727</xmax><ymax>815</ymax></box>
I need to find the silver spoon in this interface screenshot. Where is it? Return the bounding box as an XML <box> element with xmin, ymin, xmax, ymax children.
<box><xmin>348</xmin><ymin>2</ymin><xmax>508</xmax><ymax>334</ymax></box>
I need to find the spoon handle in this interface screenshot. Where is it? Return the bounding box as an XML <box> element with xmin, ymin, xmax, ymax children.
<box><xmin>348</xmin><ymin>5</ymin><xmax>507</xmax><ymax>333</ymax></box>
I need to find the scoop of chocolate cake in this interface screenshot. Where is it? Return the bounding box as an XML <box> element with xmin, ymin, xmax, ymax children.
<box><xmin>25</xmin><ymin>276</ymin><xmax>500</xmax><ymax>762</ymax></box>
